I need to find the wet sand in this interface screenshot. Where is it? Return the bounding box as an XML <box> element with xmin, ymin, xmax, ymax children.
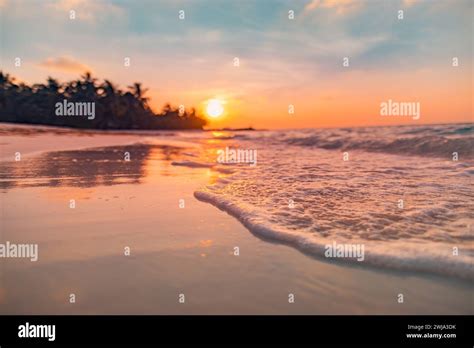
<box><xmin>0</xmin><ymin>125</ymin><xmax>472</xmax><ymax>314</ymax></box>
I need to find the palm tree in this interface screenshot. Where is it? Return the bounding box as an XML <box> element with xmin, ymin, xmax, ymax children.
<box><xmin>0</xmin><ymin>71</ymin><xmax>206</xmax><ymax>129</ymax></box>
<box><xmin>46</xmin><ymin>77</ymin><xmax>60</xmax><ymax>93</ymax></box>
<box><xmin>80</xmin><ymin>72</ymin><xmax>97</xmax><ymax>99</ymax></box>
<box><xmin>128</xmin><ymin>82</ymin><xmax>149</xmax><ymax>107</ymax></box>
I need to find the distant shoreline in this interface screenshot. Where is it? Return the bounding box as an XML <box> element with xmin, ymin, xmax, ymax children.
<box><xmin>0</xmin><ymin>121</ymin><xmax>472</xmax><ymax>133</ymax></box>
<box><xmin>0</xmin><ymin>121</ymin><xmax>263</xmax><ymax>133</ymax></box>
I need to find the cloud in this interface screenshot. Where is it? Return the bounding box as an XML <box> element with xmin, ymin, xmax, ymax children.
<box><xmin>47</xmin><ymin>0</ymin><xmax>125</xmax><ymax>22</ymax></box>
<box><xmin>304</xmin><ymin>0</ymin><xmax>361</xmax><ymax>14</ymax></box>
<box><xmin>402</xmin><ymin>0</ymin><xmax>421</xmax><ymax>7</ymax></box>
<box><xmin>38</xmin><ymin>56</ymin><xmax>91</xmax><ymax>73</ymax></box>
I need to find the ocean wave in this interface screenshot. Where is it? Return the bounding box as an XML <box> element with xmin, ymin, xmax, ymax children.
<box><xmin>235</xmin><ymin>124</ymin><xmax>474</xmax><ymax>159</ymax></box>
<box><xmin>283</xmin><ymin>134</ymin><xmax>473</xmax><ymax>159</ymax></box>
<box><xmin>195</xmin><ymin>189</ymin><xmax>473</xmax><ymax>280</ymax></box>
<box><xmin>193</xmin><ymin>126</ymin><xmax>474</xmax><ymax>280</ymax></box>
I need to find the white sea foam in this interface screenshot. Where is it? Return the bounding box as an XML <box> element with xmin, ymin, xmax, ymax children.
<box><xmin>195</xmin><ymin>189</ymin><xmax>473</xmax><ymax>280</ymax></box>
<box><xmin>194</xmin><ymin>124</ymin><xmax>474</xmax><ymax>280</ymax></box>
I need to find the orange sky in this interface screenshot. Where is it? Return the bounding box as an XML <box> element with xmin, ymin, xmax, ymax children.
<box><xmin>1</xmin><ymin>0</ymin><xmax>472</xmax><ymax>129</ymax></box>
<box><xmin>165</xmin><ymin>66</ymin><xmax>473</xmax><ymax>129</ymax></box>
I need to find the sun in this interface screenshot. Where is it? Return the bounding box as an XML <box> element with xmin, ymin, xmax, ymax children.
<box><xmin>206</xmin><ymin>99</ymin><xmax>224</xmax><ymax>118</ymax></box>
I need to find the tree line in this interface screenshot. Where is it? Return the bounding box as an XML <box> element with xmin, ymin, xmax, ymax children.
<box><xmin>0</xmin><ymin>71</ymin><xmax>206</xmax><ymax>130</ymax></box>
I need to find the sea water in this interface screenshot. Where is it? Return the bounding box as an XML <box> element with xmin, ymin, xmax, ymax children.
<box><xmin>193</xmin><ymin>124</ymin><xmax>474</xmax><ymax>280</ymax></box>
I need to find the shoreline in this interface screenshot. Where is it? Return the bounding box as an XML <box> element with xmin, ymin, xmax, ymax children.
<box><xmin>1</xmin><ymin>121</ymin><xmax>472</xmax><ymax>134</ymax></box>
<box><xmin>0</xmin><ymin>127</ymin><xmax>472</xmax><ymax>314</ymax></box>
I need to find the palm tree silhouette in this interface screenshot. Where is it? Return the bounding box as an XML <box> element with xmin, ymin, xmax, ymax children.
<box><xmin>0</xmin><ymin>71</ymin><xmax>207</xmax><ymax>130</ymax></box>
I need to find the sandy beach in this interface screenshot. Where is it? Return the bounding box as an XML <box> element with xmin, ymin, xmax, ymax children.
<box><xmin>0</xmin><ymin>124</ymin><xmax>472</xmax><ymax>315</ymax></box>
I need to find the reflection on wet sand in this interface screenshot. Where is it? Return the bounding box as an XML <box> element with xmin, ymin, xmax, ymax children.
<box><xmin>0</xmin><ymin>144</ymin><xmax>187</xmax><ymax>190</ymax></box>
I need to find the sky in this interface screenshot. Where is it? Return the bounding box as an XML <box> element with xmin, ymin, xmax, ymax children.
<box><xmin>0</xmin><ymin>0</ymin><xmax>472</xmax><ymax>129</ymax></box>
